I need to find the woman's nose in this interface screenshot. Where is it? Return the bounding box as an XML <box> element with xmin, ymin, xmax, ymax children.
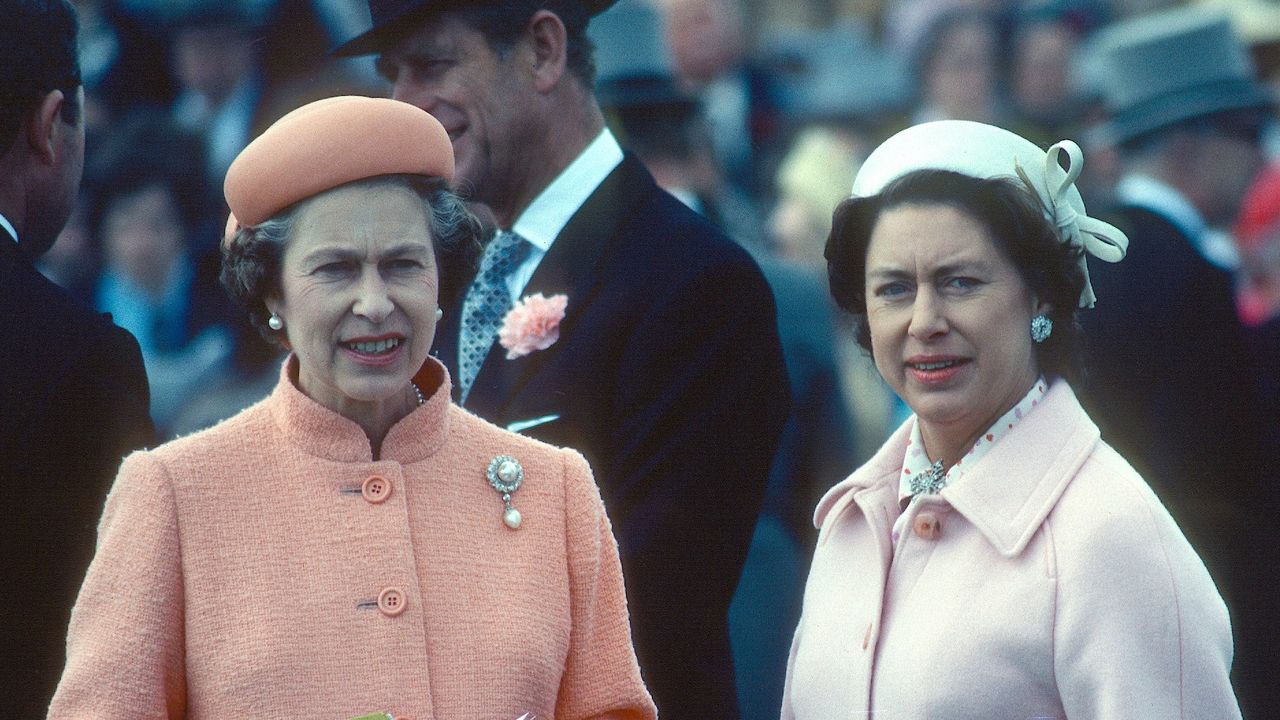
<box><xmin>353</xmin><ymin>271</ymin><xmax>394</xmax><ymax>322</ymax></box>
<box><xmin>907</xmin><ymin>290</ymin><xmax>948</xmax><ymax>340</ymax></box>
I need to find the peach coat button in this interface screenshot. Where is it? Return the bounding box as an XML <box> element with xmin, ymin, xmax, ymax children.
<box><xmin>913</xmin><ymin>512</ymin><xmax>941</xmax><ymax>540</ymax></box>
<box><xmin>362</xmin><ymin>475</ymin><xmax>391</xmax><ymax>503</ymax></box>
<box><xmin>377</xmin><ymin>587</ymin><xmax>407</xmax><ymax>616</ymax></box>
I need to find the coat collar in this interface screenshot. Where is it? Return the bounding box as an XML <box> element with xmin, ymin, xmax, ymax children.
<box><xmin>815</xmin><ymin>381</ymin><xmax>1101</xmax><ymax>557</ymax></box>
<box><xmin>267</xmin><ymin>354</ymin><xmax>454</xmax><ymax>463</ymax></box>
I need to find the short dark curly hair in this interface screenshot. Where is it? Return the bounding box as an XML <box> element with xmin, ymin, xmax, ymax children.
<box><xmin>825</xmin><ymin>169</ymin><xmax>1087</xmax><ymax>385</ymax></box>
<box><xmin>220</xmin><ymin>175</ymin><xmax>482</xmax><ymax>343</ymax></box>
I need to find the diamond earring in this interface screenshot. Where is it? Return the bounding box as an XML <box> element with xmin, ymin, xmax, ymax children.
<box><xmin>1031</xmin><ymin>314</ymin><xmax>1053</xmax><ymax>343</ymax></box>
<box><xmin>268</xmin><ymin>313</ymin><xmax>284</xmax><ymax>331</ymax></box>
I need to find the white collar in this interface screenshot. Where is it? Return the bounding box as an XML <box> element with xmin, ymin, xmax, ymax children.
<box><xmin>509</xmin><ymin>128</ymin><xmax>623</xmax><ymax>252</ymax></box>
<box><xmin>1115</xmin><ymin>174</ymin><xmax>1205</xmax><ymax>241</ymax></box>
<box><xmin>1115</xmin><ymin>174</ymin><xmax>1239</xmax><ymax>270</ymax></box>
<box><xmin>0</xmin><ymin>212</ymin><xmax>18</xmax><ymax>244</ymax></box>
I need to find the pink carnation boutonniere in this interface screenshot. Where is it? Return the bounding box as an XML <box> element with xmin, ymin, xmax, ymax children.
<box><xmin>498</xmin><ymin>293</ymin><xmax>568</xmax><ymax>359</ymax></box>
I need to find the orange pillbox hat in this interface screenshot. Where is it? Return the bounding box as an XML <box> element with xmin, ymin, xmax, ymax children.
<box><xmin>223</xmin><ymin>96</ymin><xmax>453</xmax><ymax>243</ymax></box>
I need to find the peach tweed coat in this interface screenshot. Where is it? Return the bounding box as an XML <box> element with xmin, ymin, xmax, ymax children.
<box><xmin>49</xmin><ymin>356</ymin><xmax>656</xmax><ymax>720</ymax></box>
<box><xmin>782</xmin><ymin>381</ymin><xmax>1240</xmax><ymax>719</ymax></box>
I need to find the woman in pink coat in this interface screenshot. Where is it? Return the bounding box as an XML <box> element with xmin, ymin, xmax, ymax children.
<box><xmin>48</xmin><ymin>97</ymin><xmax>655</xmax><ymax>720</ymax></box>
<box><xmin>782</xmin><ymin>120</ymin><xmax>1242</xmax><ymax>718</ymax></box>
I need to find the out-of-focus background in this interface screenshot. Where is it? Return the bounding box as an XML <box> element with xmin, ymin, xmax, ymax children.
<box><xmin>47</xmin><ymin>0</ymin><xmax>1279</xmax><ymax>716</ymax></box>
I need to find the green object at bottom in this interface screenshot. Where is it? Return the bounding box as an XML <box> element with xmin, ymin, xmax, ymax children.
<box><xmin>348</xmin><ymin>713</ymin><xmax>392</xmax><ymax>720</ymax></box>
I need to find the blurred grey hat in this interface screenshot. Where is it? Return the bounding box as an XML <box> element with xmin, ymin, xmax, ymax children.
<box><xmin>761</xmin><ymin>21</ymin><xmax>910</xmax><ymax>124</ymax></box>
<box><xmin>333</xmin><ymin>0</ymin><xmax>619</xmax><ymax>57</ymax></box>
<box><xmin>589</xmin><ymin>0</ymin><xmax>693</xmax><ymax>109</ymax></box>
<box><xmin>1093</xmin><ymin>6</ymin><xmax>1272</xmax><ymax>144</ymax></box>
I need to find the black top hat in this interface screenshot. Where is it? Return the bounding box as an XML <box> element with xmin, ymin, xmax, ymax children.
<box><xmin>332</xmin><ymin>0</ymin><xmax>618</xmax><ymax>57</ymax></box>
<box><xmin>1093</xmin><ymin>6</ymin><xmax>1272</xmax><ymax>144</ymax></box>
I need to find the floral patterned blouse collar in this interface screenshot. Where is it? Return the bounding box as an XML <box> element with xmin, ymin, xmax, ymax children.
<box><xmin>898</xmin><ymin>377</ymin><xmax>1050</xmax><ymax>503</ymax></box>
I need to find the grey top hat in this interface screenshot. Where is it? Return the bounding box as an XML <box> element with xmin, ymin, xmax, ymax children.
<box><xmin>1092</xmin><ymin>6</ymin><xmax>1272</xmax><ymax>144</ymax></box>
<box><xmin>332</xmin><ymin>0</ymin><xmax>619</xmax><ymax>57</ymax></box>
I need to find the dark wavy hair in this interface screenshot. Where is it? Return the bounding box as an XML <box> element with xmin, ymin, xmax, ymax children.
<box><xmin>1</xmin><ymin>0</ymin><xmax>81</xmax><ymax>152</ymax></box>
<box><xmin>220</xmin><ymin>175</ymin><xmax>482</xmax><ymax>343</ymax></box>
<box><xmin>825</xmin><ymin>169</ymin><xmax>1087</xmax><ymax>384</ymax></box>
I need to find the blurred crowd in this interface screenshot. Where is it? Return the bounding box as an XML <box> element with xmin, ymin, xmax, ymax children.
<box><xmin>37</xmin><ymin>0</ymin><xmax>1280</xmax><ymax>716</ymax></box>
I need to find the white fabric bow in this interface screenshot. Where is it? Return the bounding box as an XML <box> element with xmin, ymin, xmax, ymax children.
<box><xmin>1022</xmin><ymin>140</ymin><xmax>1129</xmax><ymax>308</ymax></box>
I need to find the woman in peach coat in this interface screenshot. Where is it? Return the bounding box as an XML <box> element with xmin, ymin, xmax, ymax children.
<box><xmin>782</xmin><ymin>121</ymin><xmax>1241</xmax><ymax>718</ymax></box>
<box><xmin>48</xmin><ymin>97</ymin><xmax>655</xmax><ymax>720</ymax></box>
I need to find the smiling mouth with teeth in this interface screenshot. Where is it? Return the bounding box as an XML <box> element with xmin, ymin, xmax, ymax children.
<box><xmin>345</xmin><ymin>338</ymin><xmax>402</xmax><ymax>355</ymax></box>
<box><xmin>912</xmin><ymin>360</ymin><xmax>962</xmax><ymax>370</ymax></box>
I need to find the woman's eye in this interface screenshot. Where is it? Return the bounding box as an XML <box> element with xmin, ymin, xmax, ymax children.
<box><xmin>314</xmin><ymin>262</ymin><xmax>354</xmax><ymax>276</ymax></box>
<box><xmin>945</xmin><ymin>276</ymin><xmax>981</xmax><ymax>291</ymax></box>
<box><xmin>874</xmin><ymin>282</ymin><xmax>910</xmax><ymax>299</ymax></box>
<box><xmin>388</xmin><ymin>258</ymin><xmax>424</xmax><ymax>272</ymax></box>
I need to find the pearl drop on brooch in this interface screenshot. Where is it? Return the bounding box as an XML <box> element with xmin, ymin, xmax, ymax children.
<box><xmin>503</xmin><ymin>506</ymin><xmax>523</xmax><ymax>529</ymax></box>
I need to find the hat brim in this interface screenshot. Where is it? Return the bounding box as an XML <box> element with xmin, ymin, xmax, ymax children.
<box><xmin>331</xmin><ymin>0</ymin><xmax>619</xmax><ymax>58</ymax></box>
<box><xmin>1104</xmin><ymin>82</ymin><xmax>1273</xmax><ymax>144</ymax></box>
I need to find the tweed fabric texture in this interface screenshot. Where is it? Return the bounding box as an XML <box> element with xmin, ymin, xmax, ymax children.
<box><xmin>458</xmin><ymin>230</ymin><xmax>530</xmax><ymax>401</ymax></box>
<box><xmin>48</xmin><ymin>356</ymin><xmax>654</xmax><ymax>720</ymax></box>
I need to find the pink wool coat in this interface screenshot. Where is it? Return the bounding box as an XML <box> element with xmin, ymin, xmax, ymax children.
<box><xmin>49</xmin><ymin>357</ymin><xmax>656</xmax><ymax>720</ymax></box>
<box><xmin>782</xmin><ymin>381</ymin><xmax>1240</xmax><ymax>719</ymax></box>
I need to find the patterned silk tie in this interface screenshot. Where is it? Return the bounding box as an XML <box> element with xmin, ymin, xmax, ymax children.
<box><xmin>458</xmin><ymin>230</ymin><xmax>530</xmax><ymax>402</ymax></box>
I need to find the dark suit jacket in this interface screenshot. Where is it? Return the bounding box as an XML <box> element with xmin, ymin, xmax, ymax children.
<box><xmin>434</xmin><ymin>155</ymin><xmax>790</xmax><ymax>718</ymax></box>
<box><xmin>0</xmin><ymin>235</ymin><xmax>154</xmax><ymax>717</ymax></box>
<box><xmin>1078</xmin><ymin>205</ymin><xmax>1267</xmax><ymax>712</ymax></box>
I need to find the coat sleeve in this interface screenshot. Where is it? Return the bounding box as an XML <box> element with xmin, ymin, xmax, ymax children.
<box><xmin>1051</xmin><ymin>466</ymin><xmax>1241</xmax><ymax>720</ymax></box>
<box><xmin>47</xmin><ymin>452</ymin><xmax>187</xmax><ymax>720</ymax></box>
<box><xmin>555</xmin><ymin>449</ymin><xmax>657</xmax><ymax>720</ymax></box>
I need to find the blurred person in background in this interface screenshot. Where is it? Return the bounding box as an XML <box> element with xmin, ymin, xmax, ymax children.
<box><xmin>908</xmin><ymin>7</ymin><xmax>1006</xmax><ymax>126</ymax></box>
<box><xmin>1007</xmin><ymin>6</ymin><xmax>1090</xmax><ymax>148</ymax></box>
<box><xmin>168</xmin><ymin>2</ymin><xmax>268</xmax><ymax>189</ymax></box>
<box><xmin>88</xmin><ymin>112</ymin><xmax>235</xmax><ymax>436</ymax></box>
<box><xmin>658</xmin><ymin>0</ymin><xmax>779</xmax><ymax>199</ymax></box>
<box><xmin>0</xmin><ymin>1</ymin><xmax>153</xmax><ymax>714</ymax></box>
<box><xmin>1080</xmin><ymin>8</ymin><xmax>1274</xmax><ymax>715</ymax></box>
<box><xmin>336</xmin><ymin>1</ymin><xmax>790</xmax><ymax>716</ymax></box>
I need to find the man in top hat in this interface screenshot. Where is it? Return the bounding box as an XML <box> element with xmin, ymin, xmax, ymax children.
<box><xmin>333</xmin><ymin>2</ymin><xmax>790</xmax><ymax>717</ymax></box>
<box><xmin>1080</xmin><ymin>7</ymin><xmax>1274</xmax><ymax>714</ymax></box>
<box><xmin>0</xmin><ymin>1</ymin><xmax>154</xmax><ymax>714</ymax></box>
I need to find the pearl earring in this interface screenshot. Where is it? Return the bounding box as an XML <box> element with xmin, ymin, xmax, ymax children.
<box><xmin>435</xmin><ymin>308</ymin><xmax>444</xmax><ymax>321</ymax></box>
<box><xmin>268</xmin><ymin>313</ymin><xmax>284</xmax><ymax>331</ymax></box>
<box><xmin>1031</xmin><ymin>314</ymin><xmax>1053</xmax><ymax>343</ymax></box>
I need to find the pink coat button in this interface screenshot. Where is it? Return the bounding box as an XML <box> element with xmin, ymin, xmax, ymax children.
<box><xmin>378</xmin><ymin>587</ymin><xmax>407</xmax><ymax>616</ymax></box>
<box><xmin>913</xmin><ymin>512</ymin><xmax>941</xmax><ymax>540</ymax></box>
<box><xmin>362</xmin><ymin>475</ymin><xmax>391</xmax><ymax>503</ymax></box>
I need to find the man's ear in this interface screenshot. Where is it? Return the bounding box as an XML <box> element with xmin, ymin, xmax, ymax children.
<box><xmin>526</xmin><ymin>10</ymin><xmax>568</xmax><ymax>93</ymax></box>
<box><xmin>25</xmin><ymin>89</ymin><xmax>68</xmax><ymax>165</ymax></box>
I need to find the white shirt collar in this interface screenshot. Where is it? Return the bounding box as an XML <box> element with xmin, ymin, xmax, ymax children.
<box><xmin>1115</xmin><ymin>173</ymin><xmax>1240</xmax><ymax>270</ymax></box>
<box><xmin>0</xmin><ymin>212</ymin><xmax>18</xmax><ymax>244</ymax></box>
<box><xmin>510</xmin><ymin>128</ymin><xmax>624</xmax><ymax>252</ymax></box>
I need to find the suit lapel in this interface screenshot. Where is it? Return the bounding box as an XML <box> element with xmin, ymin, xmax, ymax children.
<box><xmin>464</xmin><ymin>155</ymin><xmax>654</xmax><ymax>422</ymax></box>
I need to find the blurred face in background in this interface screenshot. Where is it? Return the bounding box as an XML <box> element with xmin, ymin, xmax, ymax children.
<box><xmin>173</xmin><ymin>23</ymin><xmax>254</xmax><ymax>104</ymax></box>
<box><xmin>921</xmin><ymin>16</ymin><xmax>1000</xmax><ymax>123</ymax></box>
<box><xmin>101</xmin><ymin>183</ymin><xmax>185</xmax><ymax>296</ymax></box>
<box><xmin>660</xmin><ymin>0</ymin><xmax>746</xmax><ymax>86</ymax></box>
<box><xmin>1012</xmin><ymin>21</ymin><xmax>1078</xmax><ymax>121</ymax></box>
